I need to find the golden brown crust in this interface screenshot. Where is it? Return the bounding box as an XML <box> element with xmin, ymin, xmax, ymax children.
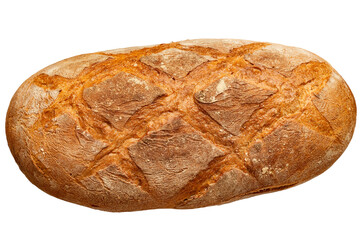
<box><xmin>6</xmin><ymin>39</ymin><xmax>356</xmax><ymax>212</ymax></box>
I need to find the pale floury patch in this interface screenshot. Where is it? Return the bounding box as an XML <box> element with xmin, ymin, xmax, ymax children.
<box><xmin>216</xmin><ymin>78</ymin><xmax>228</xmax><ymax>94</ymax></box>
<box><xmin>42</xmin><ymin>54</ymin><xmax>110</xmax><ymax>78</ymax></box>
<box><xmin>101</xmin><ymin>44</ymin><xmax>157</xmax><ymax>55</ymax></box>
<box><xmin>179</xmin><ymin>39</ymin><xmax>254</xmax><ymax>53</ymax></box>
<box><xmin>245</xmin><ymin>44</ymin><xmax>324</xmax><ymax>76</ymax></box>
<box><xmin>128</xmin><ymin>76</ymin><xmax>150</xmax><ymax>90</ymax></box>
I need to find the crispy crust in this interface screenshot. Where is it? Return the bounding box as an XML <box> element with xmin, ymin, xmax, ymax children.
<box><xmin>6</xmin><ymin>39</ymin><xmax>356</xmax><ymax>212</ymax></box>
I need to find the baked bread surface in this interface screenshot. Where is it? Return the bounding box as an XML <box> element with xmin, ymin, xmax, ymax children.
<box><xmin>6</xmin><ymin>39</ymin><xmax>356</xmax><ymax>211</ymax></box>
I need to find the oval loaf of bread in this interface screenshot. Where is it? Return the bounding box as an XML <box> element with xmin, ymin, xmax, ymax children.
<box><xmin>6</xmin><ymin>39</ymin><xmax>356</xmax><ymax>212</ymax></box>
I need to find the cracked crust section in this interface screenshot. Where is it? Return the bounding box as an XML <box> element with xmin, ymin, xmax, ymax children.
<box><xmin>245</xmin><ymin>120</ymin><xmax>337</xmax><ymax>186</ymax></box>
<box><xmin>177</xmin><ymin>168</ymin><xmax>259</xmax><ymax>209</ymax></box>
<box><xmin>244</xmin><ymin>44</ymin><xmax>324</xmax><ymax>76</ymax></box>
<box><xmin>83</xmin><ymin>72</ymin><xmax>166</xmax><ymax>130</ymax></box>
<box><xmin>140</xmin><ymin>48</ymin><xmax>212</xmax><ymax>79</ymax></box>
<box><xmin>128</xmin><ymin>116</ymin><xmax>224</xmax><ymax>200</ymax></box>
<box><xmin>312</xmin><ymin>71</ymin><xmax>357</xmax><ymax>145</ymax></box>
<box><xmin>195</xmin><ymin>76</ymin><xmax>277</xmax><ymax>135</ymax></box>
<box><xmin>6</xmin><ymin>39</ymin><xmax>356</xmax><ymax>212</ymax></box>
<box><xmin>10</xmin><ymin>83</ymin><xmax>60</xmax><ymax>128</ymax></box>
<box><xmin>96</xmin><ymin>164</ymin><xmax>156</xmax><ymax>211</ymax></box>
<box><xmin>77</xmin><ymin>162</ymin><xmax>157</xmax><ymax>211</ymax></box>
<box><xmin>31</xmin><ymin>113</ymin><xmax>108</xmax><ymax>178</ymax></box>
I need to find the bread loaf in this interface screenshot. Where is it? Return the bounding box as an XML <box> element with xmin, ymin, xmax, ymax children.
<box><xmin>6</xmin><ymin>39</ymin><xmax>356</xmax><ymax>212</ymax></box>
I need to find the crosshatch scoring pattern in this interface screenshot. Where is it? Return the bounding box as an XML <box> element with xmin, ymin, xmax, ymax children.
<box><xmin>6</xmin><ymin>39</ymin><xmax>356</xmax><ymax>211</ymax></box>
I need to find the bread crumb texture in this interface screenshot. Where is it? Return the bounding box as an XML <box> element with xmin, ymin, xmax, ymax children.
<box><xmin>6</xmin><ymin>39</ymin><xmax>356</xmax><ymax>212</ymax></box>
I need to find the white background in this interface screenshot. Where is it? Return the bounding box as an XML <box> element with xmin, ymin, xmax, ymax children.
<box><xmin>1</xmin><ymin>0</ymin><xmax>359</xmax><ymax>239</ymax></box>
